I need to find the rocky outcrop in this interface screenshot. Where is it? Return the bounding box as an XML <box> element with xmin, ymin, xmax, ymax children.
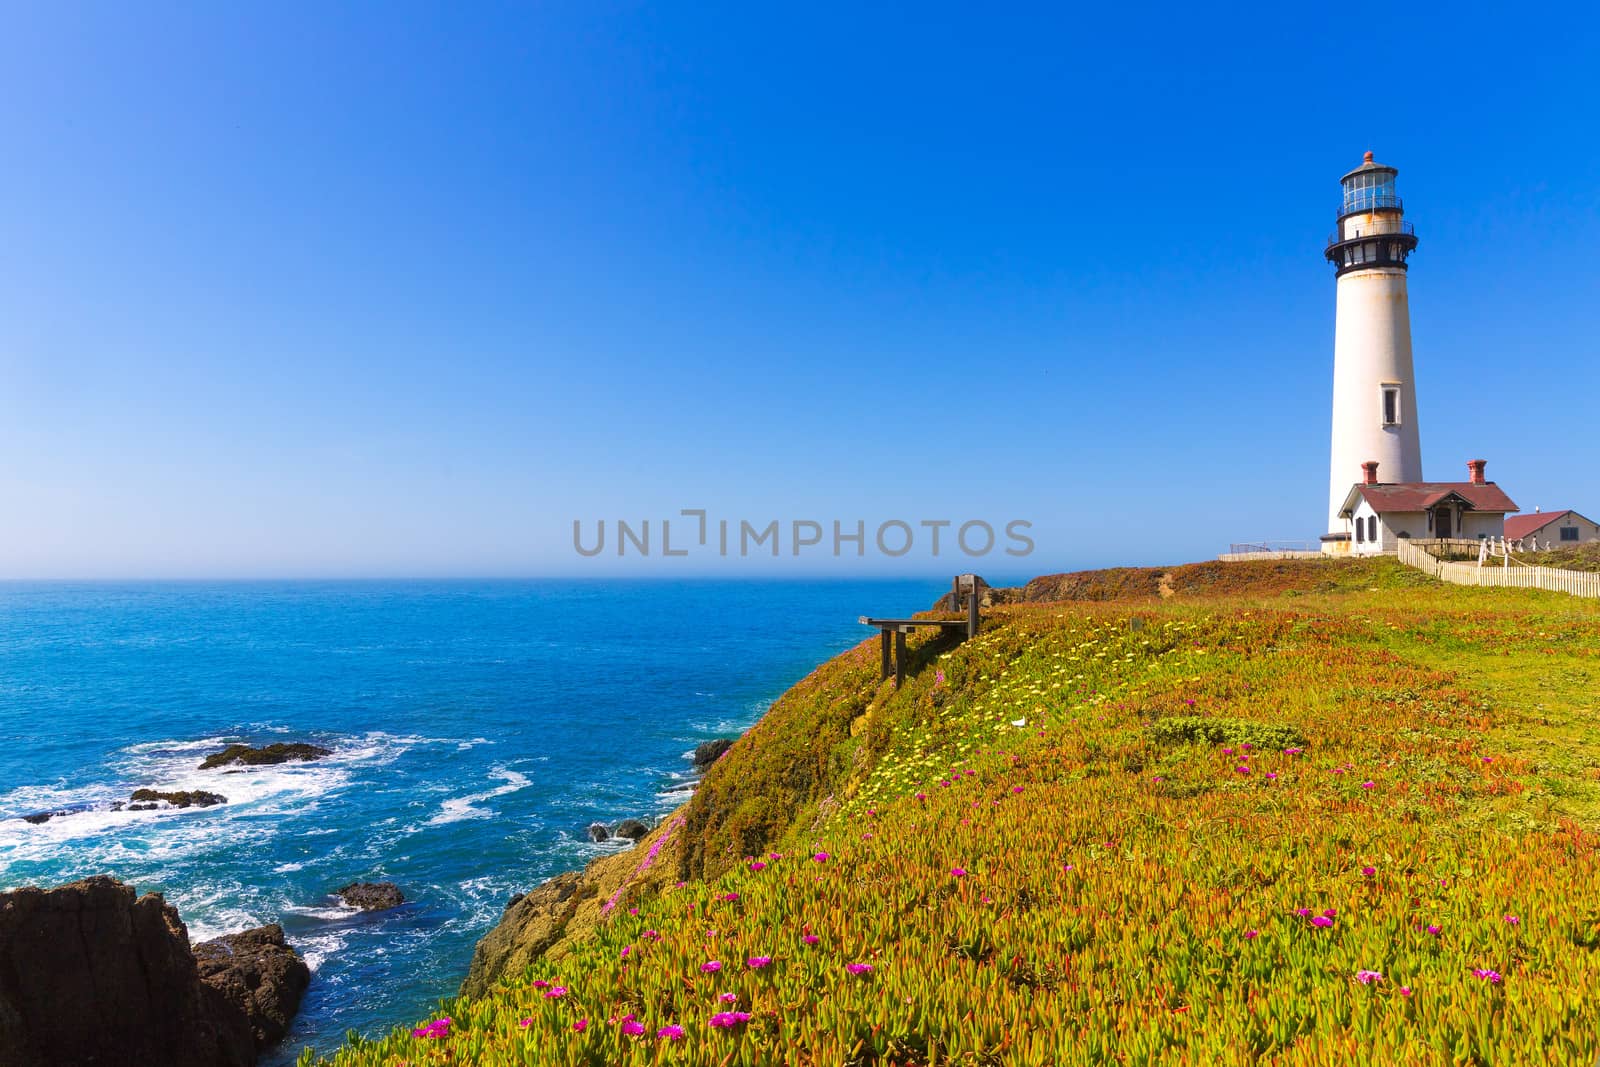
<box><xmin>613</xmin><ymin>818</ymin><xmax>649</xmax><ymax>841</ymax></box>
<box><xmin>18</xmin><ymin>806</ymin><xmax>80</xmax><ymax>825</ymax></box>
<box><xmin>199</xmin><ymin>742</ymin><xmax>331</xmax><ymax>770</ymax></box>
<box><xmin>461</xmin><ymin>871</ymin><xmax>585</xmax><ymax>997</ymax></box>
<box><xmin>128</xmin><ymin>788</ymin><xmax>228</xmax><ymax>810</ymax></box>
<box><xmin>193</xmin><ymin>925</ymin><xmax>310</xmax><ymax>1050</ymax></box>
<box><xmin>692</xmin><ymin>738</ymin><xmax>736</xmax><ymax>768</ymax></box>
<box><xmin>587</xmin><ymin>822</ymin><xmax>610</xmax><ymax>842</ymax></box>
<box><xmin>336</xmin><ymin>881</ymin><xmax>405</xmax><ymax>910</ymax></box>
<box><xmin>0</xmin><ymin>876</ymin><xmax>255</xmax><ymax>1067</ymax></box>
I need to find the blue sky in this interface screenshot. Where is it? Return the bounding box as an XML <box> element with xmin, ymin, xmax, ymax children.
<box><xmin>3</xmin><ymin>3</ymin><xmax>1597</xmax><ymax>578</ymax></box>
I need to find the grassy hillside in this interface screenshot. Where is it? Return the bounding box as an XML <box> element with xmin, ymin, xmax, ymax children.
<box><xmin>308</xmin><ymin>558</ymin><xmax>1600</xmax><ymax>1066</ymax></box>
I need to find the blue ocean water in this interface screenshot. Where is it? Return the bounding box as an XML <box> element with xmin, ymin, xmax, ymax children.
<box><xmin>0</xmin><ymin>579</ymin><xmax>942</xmax><ymax>1063</ymax></box>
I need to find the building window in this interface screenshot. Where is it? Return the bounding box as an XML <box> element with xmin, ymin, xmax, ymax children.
<box><xmin>1561</xmin><ymin>527</ymin><xmax>1579</xmax><ymax>542</ymax></box>
<box><xmin>1355</xmin><ymin>520</ymin><xmax>1364</xmax><ymax>544</ymax></box>
<box><xmin>1381</xmin><ymin>386</ymin><xmax>1400</xmax><ymax>426</ymax></box>
<box><xmin>1368</xmin><ymin>516</ymin><xmax>1378</xmax><ymax>542</ymax></box>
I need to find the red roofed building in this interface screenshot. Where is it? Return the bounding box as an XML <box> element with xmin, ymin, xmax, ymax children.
<box><xmin>1328</xmin><ymin>458</ymin><xmax>1518</xmax><ymax>556</ymax></box>
<box><xmin>1504</xmin><ymin>509</ymin><xmax>1600</xmax><ymax>548</ymax></box>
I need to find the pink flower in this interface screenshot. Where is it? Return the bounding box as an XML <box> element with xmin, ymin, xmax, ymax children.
<box><xmin>1235</xmin><ymin>765</ymin><xmax>1250</xmax><ymax>775</ymax></box>
<box><xmin>622</xmin><ymin>1018</ymin><xmax>646</xmax><ymax>1036</ymax></box>
<box><xmin>1361</xmin><ymin>780</ymin><xmax>1376</xmax><ymax>789</ymax></box>
<box><xmin>1221</xmin><ymin>747</ymin><xmax>1234</xmax><ymax>755</ymax></box>
<box><xmin>1284</xmin><ymin>747</ymin><xmax>1304</xmax><ymax>755</ymax></box>
<box><xmin>620</xmin><ymin>945</ymin><xmax>630</xmax><ymax>959</ymax></box>
<box><xmin>709</xmin><ymin>1011</ymin><xmax>752</xmax><ymax>1029</ymax></box>
<box><xmin>1426</xmin><ymin>924</ymin><xmax>1442</xmax><ymax>936</ymax></box>
<box><xmin>718</xmin><ymin>992</ymin><xmax>738</xmax><ymax>1003</ymax></box>
<box><xmin>657</xmin><ymin>1024</ymin><xmax>685</xmax><ymax>1040</ymax></box>
<box><xmin>1012</xmin><ymin>785</ymin><xmax>1024</xmax><ymax>794</ymax></box>
<box><xmin>1265</xmin><ymin>772</ymin><xmax>1278</xmax><ymax>781</ymax></box>
<box><xmin>1362</xmin><ymin>866</ymin><xmax>1376</xmax><ymax>877</ymax></box>
<box><xmin>643</xmin><ymin>929</ymin><xmax>661</xmax><ymax>941</ymax></box>
<box><xmin>747</xmin><ymin>956</ymin><xmax>772</xmax><ymax>969</ymax></box>
<box><xmin>1294</xmin><ymin>908</ymin><xmax>1312</xmax><ymax>917</ymax></box>
<box><xmin>1355</xmin><ymin>969</ymin><xmax>1383</xmax><ymax>985</ymax></box>
<box><xmin>572</xmin><ymin>1018</ymin><xmax>588</xmax><ymax>1032</ymax></box>
<box><xmin>544</xmin><ymin>985</ymin><xmax>568</xmax><ymax>998</ymax></box>
<box><xmin>518</xmin><ymin>1018</ymin><xmax>533</xmax><ymax>1028</ymax></box>
<box><xmin>748</xmin><ymin>861</ymin><xmax>766</xmax><ymax>872</ymax></box>
<box><xmin>411</xmin><ymin>1017</ymin><xmax>452</xmax><ymax>1039</ymax></box>
<box><xmin>1482</xmin><ymin>756</ymin><xmax>1493</xmax><ymax>764</ymax></box>
<box><xmin>1473</xmin><ymin>968</ymin><xmax>1503</xmax><ymax>984</ymax></box>
<box><xmin>802</xmin><ymin>934</ymin><xmax>820</xmax><ymax>945</ymax></box>
<box><xmin>915</xmin><ymin>792</ymin><xmax>927</xmax><ymax>801</ymax></box>
<box><xmin>1311</xmin><ymin>915</ymin><xmax>1334</xmax><ymax>928</ymax></box>
<box><xmin>1323</xmin><ymin>908</ymin><xmax>1337</xmax><ymax>918</ymax></box>
<box><xmin>1241</xmin><ymin>743</ymin><xmax>1253</xmax><ymax>751</ymax></box>
<box><xmin>935</xmin><ymin>669</ymin><xmax>945</xmax><ymax>684</ymax></box>
<box><xmin>770</xmin><ymin>852</ymin><xmax>782</xmax><ymax>860</ymax></box>
<box><xmin>532</xmin><ymin>980</ymin><xmax>549</xmax><ymax>989</ymax></box>
<box><xmin>1399</xmin><ymin>986</ymin><xmax>1414</xmax><ymax>997</ymax></box>
<box><xmin>722</xmin><ymin>892</ymin><xmax>739</xmax><ymax>902</ymax></box>
<box><xmin>1242</xmin><ymin>929</ymin><xmax>1259</xmax><ymax>939</ymax></box>
<box><xmin>813</xmin><ymin>852</ymin><xmax>829</xmax><ymax>863</ymax></box>
<box><xmin>1503</xmin><ymin>915</ymin><xmax>1520</xmax><ymax>925</ymax></box>
<box><xmin>701</xmin><ymin>960</ymin><xmax>722</xmax><ymax>973</ymax></box>
<box><xmin>845</xmin><ymin>962</ymin><xmax>873</xmax><ymax>976</ymax></box>
<box><xmin>951</xmin><ymin>867</ymin><xmax>967</xmax><ymax>877</ymax></box>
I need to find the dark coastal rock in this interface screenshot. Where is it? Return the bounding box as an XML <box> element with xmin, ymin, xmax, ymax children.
<box><xmin>613</xmin><ymin>818</ymin><xmax>649</xmax><ymax>841</ymax></box>
<box><xmin>199</xmin><ymin>742</ymin><xmax>332</xmax><ymax>770</ymax></box>
<box><xmin>462</xmin><ymin>871</ymin><xmax>585</xmax><ymax>998</ymax></box>
<box><xmin>0</xmin><ymin>876</ymin><xmax>255</xmax><ymax>1067</ymax></box>
<box><xmin>692</xmin><ymin>738</ymin><xmax>736</xmax><ymax>768</ymax></box>
<box><xmin>128</xmin><ymin>788</ymin><xmax>228</xmax><ymax>810</ymax></box>
<box><xmin>18</xmin><ymin>807</ymin><xmax>76</xmax><ymax>825</ymax></box>
<box><xmin>336</xmin><ymin>881</ymin><xmax>405</xmax><ymax>910</ymax></box>
<box><xmin>193</xmin><ymin>925</ymin><xmax>310</xmax><ymax>1051</ymax></box>
<box><xmin>586</xmin><ymin>822</ymin><xmax>610</xmax><ymax>842</ymax></box>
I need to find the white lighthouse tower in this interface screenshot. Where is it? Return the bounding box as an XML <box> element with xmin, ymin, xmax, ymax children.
<box><xmin>1324</xmin><ymin>151</ymin><xmax>1422</xmax><ymax>540</ymax></box>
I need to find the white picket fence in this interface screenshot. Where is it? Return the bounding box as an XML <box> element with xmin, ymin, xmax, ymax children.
<box><xmin>1396</xmin><ymin>539</ymin><xmax>1600</xmax><ymax>598</ymax></box>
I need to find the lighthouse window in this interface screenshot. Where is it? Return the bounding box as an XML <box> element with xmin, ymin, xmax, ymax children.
<box><xmin>1381</xmin><ymin>386</ymin><xmax>1400</xmax><ymax>426</ymax></box>
<box><xmin>1561</xmin><ymin>527</ymin><xmax>1580</xmax><ymax>542</ymax></box>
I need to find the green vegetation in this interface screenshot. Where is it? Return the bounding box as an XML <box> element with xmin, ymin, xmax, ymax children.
<box><xmin>308</xmin><ymin>558</ymin><xmax>1600</xmax><ymax>1066</ymax></box>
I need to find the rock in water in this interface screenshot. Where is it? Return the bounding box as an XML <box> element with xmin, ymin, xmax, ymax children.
<box><xmin>587</xmin><ymin>822</ymin><xmax>610</xmax><ymax>842</ymax></box>
<box><xmin>613</xmin><ymin>818</ymin><xmax>649</xmax><ymax>841</ymax></box>
<box><xmin>128</xmin><ymin>788</ymin><xmax>228</xmax><ymax>810</ymax></box>
<box><xmin>198</xmin><ymin>742</ymin><xmax>332</xmax><ymax>770</ymax></box>
<box><xmin>692</xmin><ymin>738</ymin><xmax>735</xmax><ymax>768</ymax></box>
<box><xmin>0</xmin><ymin>876</ymin><xmax>256</xmax><ymax>1067</ymax></box>
<box><xmin>336</xmin><ymin>881</ymin><xmax>405</xmax><ymax>910</ymax></box>
<box><xmin>193</xmin><ymin>925</ymin><xmax>310</xmax><ymax>1051</ymax></box>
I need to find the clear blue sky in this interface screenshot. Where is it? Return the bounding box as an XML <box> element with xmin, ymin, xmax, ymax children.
<box><xmin>3</xmin><ymin>3</ymin><xmax>1597</xmax><ymax>578</ymax></box>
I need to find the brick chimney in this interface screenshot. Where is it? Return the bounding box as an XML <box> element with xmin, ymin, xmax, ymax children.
<box><xmin>1467</xmin><ymin>459</ymin><xmax>1487</xmax><ymax>486</ymax></box>
<box><xmin>1362</xmin><ymin>461</ymin><xmax>1380</xmax><ymax>486</ymax></box>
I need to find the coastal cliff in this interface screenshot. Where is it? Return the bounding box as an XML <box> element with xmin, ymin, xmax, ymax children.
<box><xmin>0</xmin><ymin>877</ymin><xmax>308</xmax><ymax>1067</ymax></box>
<box><xmin>324</xmin><ymin>557</ymin><xmax>1600</xmax><ymax>1065</ymax></box>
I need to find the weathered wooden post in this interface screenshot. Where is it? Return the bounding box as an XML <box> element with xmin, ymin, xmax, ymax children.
<box><xmin>880</xmin><ymin>629</ymin><xmax>891</xmax><ymax>681</ymax></box>
<box><xmin>894</xmin><ymin>629</ymin><xmax>907</xmax><ymax>688</ymax></box>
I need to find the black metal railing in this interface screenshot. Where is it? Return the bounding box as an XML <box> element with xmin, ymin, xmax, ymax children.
<box><xmin>1339</xmin><ymin>193</ymin><xmax>1404</xmax><ymax>216</ymax></box>
<box><xmin>1326</xmin><ymin>219</ymin><xmax>1415</xmax><ymax>247</ymax></box>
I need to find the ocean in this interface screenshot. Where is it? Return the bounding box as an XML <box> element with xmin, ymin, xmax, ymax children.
<box><xmin>0</xmin><ymin>578</ymin><xmax>943</xmax><ymax>1063</ymax></box>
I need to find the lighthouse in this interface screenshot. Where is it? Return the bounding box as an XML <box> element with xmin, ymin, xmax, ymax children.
<box><xmin>1324</xmin><ymin>151</ymin><xmax>1422</xmax><ymax>540</ymax></box>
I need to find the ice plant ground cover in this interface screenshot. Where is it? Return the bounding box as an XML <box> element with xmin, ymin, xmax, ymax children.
<box><xmin>306</xmin><ymin>559</ymin><xmax>1600</xmax><ymax>1066</ymax></box>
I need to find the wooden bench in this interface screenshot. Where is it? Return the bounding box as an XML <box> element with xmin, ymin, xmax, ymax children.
<box><xmin>859</xmin><ymin>575</ymin><xmax>982</xmax><ymax>687</ymax></box>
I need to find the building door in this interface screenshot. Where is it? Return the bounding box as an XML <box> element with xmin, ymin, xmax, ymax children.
<box><xmin>1435</xmin><ymin>508</ymin><xmax>1452</xmax><ymax>538</ymax></box>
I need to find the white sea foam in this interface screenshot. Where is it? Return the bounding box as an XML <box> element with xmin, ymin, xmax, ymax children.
<box><xmin>424</xmin><ymin>765</ymin><xmax>532</xmax><ymax>827</ymax></box>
